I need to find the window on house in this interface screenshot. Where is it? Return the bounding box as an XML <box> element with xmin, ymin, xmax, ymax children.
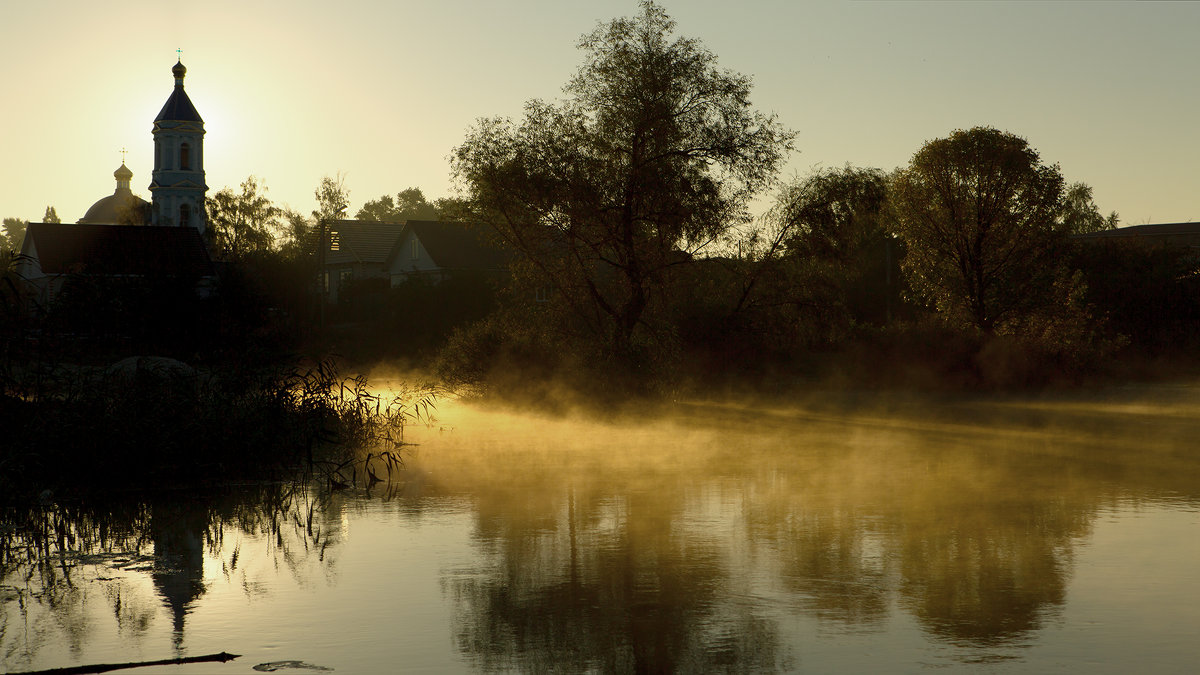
<box><xmin>411</xmin><ymin>238</ymin><xmax>419</xmax><ymax>260</ymax></box>
<box><xmin>180</xmin><ymin>143</ymin><xmax>190</xmax><ymax>170</ymax></box>
<box><xmin>535</xmin><ymin>286</ymin><xmax>550</xmax><ymax>303</ymax></box>
<box><xmin>330</xmin><ymin>231</ymin><xmax>340</xmax><ymax>251</ymax></box>
<box><xmin>339</xmin><ymin>268</ymin><xmax>353</xmax><ymax>284</ymax></box>
<box><xmin>179</xmin><ymin>204</ymin><xmax>190</xmax><ymax>228</ymax></box>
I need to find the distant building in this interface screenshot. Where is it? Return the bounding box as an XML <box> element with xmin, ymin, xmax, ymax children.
<box><xmin>149</xmin><ymin>60</ymin><xmax>208</xmax><ymax>233</ymax></box>
<box><xmin>322</xmin><ymin>219</ymin><xmax>508</xmax><ymax>303</ymax></box>
<box><xmin>1073</xmin><ymin>222</ymin><xmax>1200</xmax><ymax>248</ymax></box>
<box><xmin>17</xmin><ymin>223</ymin><xmax>214</xmax><ymax>308</ymax></box>
<box><xmin>17</xmin><ymin>61</ymin><xmax>214</xmax><ymax>312</ymax></box>
<box><xmin>78</xmin><ymin>163</ymin><xmax>149</xmax><ymax>225</ymax></box>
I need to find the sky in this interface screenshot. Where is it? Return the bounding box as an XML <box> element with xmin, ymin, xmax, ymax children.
<box><xmin>2</xmin><ymin>0</ymin><xmax>1196</xmax><ymax>227</ymax></box>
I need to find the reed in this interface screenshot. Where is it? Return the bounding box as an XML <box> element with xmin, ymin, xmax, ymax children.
<box><xmin>0</xmin><ymin>355</ymin><xmax>438</xmax><ymax>502</ymax></box>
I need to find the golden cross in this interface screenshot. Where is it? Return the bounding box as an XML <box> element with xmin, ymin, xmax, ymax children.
<box><xmin>176</xmin><ymin>47</ymin><xmax>182</xmax><ymax>61</ymax></box>
<box><xmin>120</xmin><ymin>147</ymin><xmax>127</xmax><ymax>164</ymax></box>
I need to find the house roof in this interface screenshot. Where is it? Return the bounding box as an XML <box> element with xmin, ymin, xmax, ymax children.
<box><xmin>325</xmin><ymin>220</ymin><xmax>408</xmax><ymax>265</ymax></box>
<box><xmin>396</xmin><ymin>220</ymin><xmax>510</xmax><ymax>270</ymax></box>
<box><xmin>1074</xmin><ymin>222</ymin><xmax>1200</xmax><ymax>241</ymax></box>
<box><xmin>24</xmin><ymin>223</ymin><xmax>214</xmax><ymax>277</ymax></box>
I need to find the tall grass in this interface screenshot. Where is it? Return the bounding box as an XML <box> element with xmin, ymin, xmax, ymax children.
<box><xmin>0</xmin><ymin>355</ymin><xmax>438</xmax><ymax>502</ymax></box>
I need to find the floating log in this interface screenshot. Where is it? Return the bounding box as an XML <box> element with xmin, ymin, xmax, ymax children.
<box><xmin>14</xmin><ymin>651</ymin><xmax>241</xmax><ymax>675</ymax></box>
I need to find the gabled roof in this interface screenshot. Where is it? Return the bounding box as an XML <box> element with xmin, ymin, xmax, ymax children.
<box><xmin>397</xmin><ymin>220</ymin><xmax>510</xmax><ymax>270</ymax></box>
<box><xmin>23</xmin><ymin>223</ymin><xmax>214</xmax><ymax>277</ymax></box>
<box><xmin>325</xmin><ymin>220</ymin><xmax>408</xmax><ymax>265</ymax></box>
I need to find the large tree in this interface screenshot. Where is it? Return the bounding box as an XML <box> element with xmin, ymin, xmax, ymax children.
<box><xmin>452</xmin><ymin>0</ymin><xmax>793</xmax><ymax>356</ymax></box>
<box><xmin>890</xmin><ymin>127</ymin><xmax>1066</xmax><ymax>334</ymax></box>
<box><xmin>206</xmin><ymin>176</ymin><xmax>282</xmax><ymax>260</ymax></box>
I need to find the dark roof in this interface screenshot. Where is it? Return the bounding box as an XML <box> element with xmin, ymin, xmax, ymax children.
<box><xmin>154</xmin><ymin>61</ymin><xmax>201</xmax><ymax>122</ymax></box>
<box><xmin>325</xmin><ymin>220</ymin><xmax>408</xmax><ymax>265</ymax></box>
<box><xmin>25</xmin><ymin>223</ymin><xmax>214</xmax><ymax>277</ymax></box>
<box><xmin>1074</xmin><ymin>222</ymin><xmax>1200</xmax><ymax>240</ymax></box>
<box><xmin>155</xmin><ymin>85</ymin><xmax>202</xmax><ymax>123</ymax></box>
<box><xmin>402</xmin><ymin>221</ymin><xmax>510</xmax><ymax>270</ymax></box>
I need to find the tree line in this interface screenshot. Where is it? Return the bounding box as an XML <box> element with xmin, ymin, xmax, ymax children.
<box><xmin>438</xmin><ymin>0</ymin><xmax>1188</xmax><ymax>397</ymax></box>
<box><xmin>5</xmin><ymin>1</ymin><xmax>1193</xmax><ymax>396</ymax></box>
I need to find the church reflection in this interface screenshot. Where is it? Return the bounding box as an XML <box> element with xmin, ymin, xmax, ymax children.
<box><xmin>149</xmin><ymin>501</ymin><xmax>208</xmax><ymax>651</ymax></box>
<box><xmin>0</xmin><ymin>483</ymin><xmax>335</xmax><ymax>668</ymax></box>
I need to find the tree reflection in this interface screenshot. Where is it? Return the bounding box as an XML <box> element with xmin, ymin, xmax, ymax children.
<box><xmin>446</xmin><ymin>477</ymin><xmax>785</xmax><ymax>671</ymax></box>
<box><xmin>424</xmin><ymin>398</ymin><xmax>1185</xmax><ymax>669</ymax></box>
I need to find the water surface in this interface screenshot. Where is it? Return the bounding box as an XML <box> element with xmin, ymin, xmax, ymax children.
<box><xmin>4</xmin><ymin>389</ymin><xmax>1200</xmax><ymax>672</ymax></box>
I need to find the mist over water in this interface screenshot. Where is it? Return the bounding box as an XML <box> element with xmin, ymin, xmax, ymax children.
<box><xmin>4</xmin><ymin>386</ymin><xmax>1200</xmax><ymax>672</ymax></box>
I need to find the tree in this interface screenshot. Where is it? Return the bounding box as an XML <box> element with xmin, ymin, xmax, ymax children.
<box><xmin>756</xmin><ymin>165</ymin><xmax>896</xmax><ymax>327</ymax></box>
<box><xmin>206</xmin><ymin>176</ymin><xmax>282</xmax><ymax>260</ymax></box>
<box><xmin>356</xmin><ymin>187</ymin><xmax>439</xmax><ymax>222</ymax></box>
<box><xmin>2</xmin><ymin>217</ymin><xmax>26</xmax><ymax>253</ymax></box>
<box><xmin>452</xmin><ymin>1</ymin><xmax>793</xmax><ymax>356</ymax></box>
<box><xmin>890</xmin><ymin>127</ymin><xmax>1066</xmax><ymax>334</ymax></box>
<box><xmin>1060</xmin><ymin>182</ymin><xmax>1118</xmax><ymax>235</ymax></box>
<box><xmin>278</xmin><ymin>209</ymin><xmax>316</xmax><ymax>262</ymax></box>
<box><xmin>42</xmin><ymin>206</ymin><xmax>60</xmax><ymax>224</ymax></box>
<box><xmin>312</xmin><ymin>174</ymin><xmax>350</xmax><ymax>225</ymax></box>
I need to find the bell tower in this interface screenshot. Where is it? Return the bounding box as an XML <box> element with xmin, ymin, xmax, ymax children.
<box><xmin>150</xmin><ymin>60</ymin><xmax>207</xmax><ymax>234</ymax></box>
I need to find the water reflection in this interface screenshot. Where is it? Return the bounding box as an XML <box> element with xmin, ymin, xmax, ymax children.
<box><xmin>150</xmin><ymin>501</ymin><xmax>207</xmax><ymax>650</ymax></box>
<box><xmin>4</xmin><ymin>389</ymin><xmax>1200</xmax><ymax>672</ymax></box>
<box><xmin>415</xmin><ymin>393</ymin><xmax>1200</xmax><ymax>670</ymax></box>
<box><xmin>0</xmin><ymin>484</ymin><xmax>335</xmax><ymax>670</ymax></box>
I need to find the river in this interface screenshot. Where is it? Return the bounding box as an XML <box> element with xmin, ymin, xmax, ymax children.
<box><xmin>3</xmin><ymin>387</ymin><xmax>1200</xmax><ymax>673</ymax></box>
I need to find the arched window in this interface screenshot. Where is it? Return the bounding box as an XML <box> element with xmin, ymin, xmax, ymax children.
<box><xmin>180</xmin><ymin>203</ymin><xmax>191</xmax><ymax>228</ymax></box>
<box><xmin>180</xmin><ymin>143</ymin><xmax>191</xmax><ymax>170</ymax></box>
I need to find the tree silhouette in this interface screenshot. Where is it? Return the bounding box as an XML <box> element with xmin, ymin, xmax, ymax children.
<box><xmin>890</xmin><ymin>127</ymin><xmax>1066</xmax><ymax>334</ymax></box>
<box><xmin>453</xmin><ymin>0</ymin><xmax>793</xmax><ymax>357</ymax></box>
<box><xmin>206</xmin><ymin>176</ymin><xmax>282</xmax><ymax>260</ymax></box>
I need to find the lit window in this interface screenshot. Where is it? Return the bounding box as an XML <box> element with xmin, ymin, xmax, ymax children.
<box><xmin>330</xmin><ymin>231</ymin><xmax>340</xmax><ymax>251</ymax></box>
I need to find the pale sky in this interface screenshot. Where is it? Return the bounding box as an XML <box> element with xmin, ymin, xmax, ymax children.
<box><xmin>2</xmin><ymin>0</ymin><xmax>1196</xmax><ymax>226</ymax></box>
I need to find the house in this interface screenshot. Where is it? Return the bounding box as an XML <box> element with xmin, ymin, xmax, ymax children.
<box><xmin>17</xmin><ymin>222</ymin><xmax>215</xmax><ymax>310</ymax></box>
<box><xmin>1073</xmin><ymin>222</ymin><xmax>1200</xmax><ymax>248</ymax></box>
<box><xmin>321</xmin><ymin>220</ymin><xmax>407</xmax><ymax>303</ymax></box>
<box><xmin>385</xmin><ymin>220</ymin><xmax>509</xmax><ymax>285</ymax></box>
<box><xmin>321</xmin><ymin>220</ymin><xmax>508</xmax><ymax>303</ymax></box>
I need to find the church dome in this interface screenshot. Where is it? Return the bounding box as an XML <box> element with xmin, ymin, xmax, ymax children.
<box><xmin>172</xmin><ymin>60</ymin><xmax>186</xmax><ymax>79</ymax></box>
<box><xmin>80</xmin><ymin>163</ymin><xmax>150</xmax><ymax>225</ymax></box>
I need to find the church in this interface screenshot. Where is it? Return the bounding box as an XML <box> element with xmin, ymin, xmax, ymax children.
<box><xmin>17</xmin><ymin>61</ymin><xmax>215</xmax><ymax>309</ymax></box>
